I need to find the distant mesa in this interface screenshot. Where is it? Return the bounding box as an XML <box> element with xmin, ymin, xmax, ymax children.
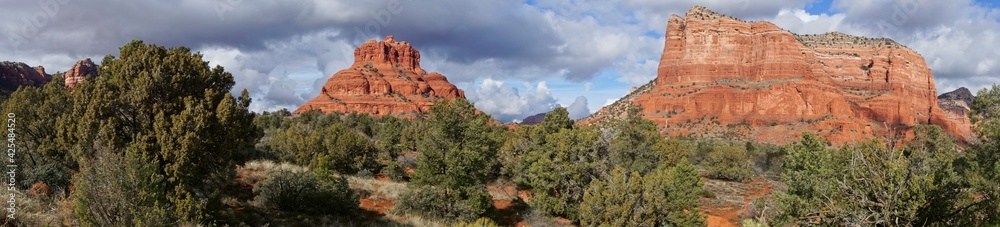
<box><xmin>294</xmin><ymin>35</ymin><xmax>465</xmax><ymax>117</ymax></box>
<box><xmin>584</xmin><ymin>5</ymin><xmax>964</xmax><ymax>144</ymax></box>
<box><xmin>0</xmin><ymin>61</ymin><xmax>52</xmax><ymax>96</ymax></box>
<box><xmin>520</xmin><ymin>112</ymin><xmax>548</xmax><ymax>125</ymax></box>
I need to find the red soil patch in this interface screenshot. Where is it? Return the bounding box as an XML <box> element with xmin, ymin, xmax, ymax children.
<box><xmin>360</xmin><ymin>198</ymin><xmax>395</xmax><ymax>217</ymax></box>
<box><xmin>374</xmin><ymin>174</ymin><xmax>391</xmax><ymax>182</ymax></box>
<box><xmin>707</xmin><ymin>214</ymin><xmax>738</xmax><ymax>227</ymax></box>
<box><xmin>518</xmin><ymin>190</ymin><xmax>532</xmax><ymax>201</ymax></box>
<box><xmin>701</xmin><ymin>177</ymin><xmax>776</xmax><ymax>227</ymax></box>
<box><xmin>490</xmin><ymin>182</ymin><xmax>528</xmax><ymax>227</ymax></box>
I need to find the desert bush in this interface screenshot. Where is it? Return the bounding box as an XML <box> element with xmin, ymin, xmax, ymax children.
<box><xmin>455</xmin><ymin>217</ymin><xmax>502</xmax><ymax>227</ymax></box>
<box><xmin>395</xmin><ymin>185</ymin><xmax>492</xmax><ymax>223</ymax></box>
<box><xmin>72</xmin><ymin>145</ymin><xmax>172</xmax><ymax>227</ymax></box>
<box><xmin>579</xmin><ymin>161</ymin><xmax>704</xmax><ymax>226</ymax></box>
<box><xmin>703</xmin><ymin>144</ymin><xmax>754</xmax><ymax>182</ymax></box>
<box><xmin>22</xmin><ymin>162</ymin><xmax>71</xmax><ymax>193</ymax></box>
<box><xmin>746</xmin><ymin>142</ymin><xmax>785</xmax><ymax>176</ymax></box>
<box><xmin>252</xmin><ymin>170</ymin><xmax>358</xmax><ymax>216</ymax></box>
<box><xmin>383</xmin><ymin>160</ymin><xmax>407</xmax><ymax>181</ymax></box>
<box><xmin>774</xmin><ymin>130</ymin><xmax>975</xmax><ymax>226</ymax></box>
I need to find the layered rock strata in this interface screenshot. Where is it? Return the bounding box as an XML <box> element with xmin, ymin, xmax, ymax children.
<box><xmin>0</xmin><ymin>61</ymin><xmax>52</xmax><ymax>95</ymax></box>
<box><xmin>295</xmin><ymin>36</ymin><xmax>465</xmax><ymax>116</ymax></box>
<box><xmin>585</xmin><ymin>6</ymin><xmax>961</xmax><ymax>144</ymax></box>
<box><xmin>64</xmin><ymin>58</ymin><xmax>99</xmax><ymax>88</ymax></box>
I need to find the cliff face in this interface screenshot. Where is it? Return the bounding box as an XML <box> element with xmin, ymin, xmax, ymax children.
<box><xmin>295</xmin><ymin>36</ymin><xmax>465</xmax><ymax>116</ymax></box>
<box><xmin>64</xmin><ymin>58</ymin><xmax>99</xmax><ymax>88</ymax></box>
<box><xmin>0</xmin><ymin>61</ymin><xmax>52</xmax><ymax>96</ymax></box>
<box><xmin>586</xmin><ymin>6</ymin><xmax>962</xmax><ymax>144</ymax></box>
<box><xmin>938</xmin><ymin>87</ymin><xmax>975</xmax><ymax>138</ymax></box>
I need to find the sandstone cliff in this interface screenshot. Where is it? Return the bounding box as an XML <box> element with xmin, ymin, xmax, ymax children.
<box><xmin>295</xmin><ymin>36</ymin><xmax>465</xmax><ymax>116</ymax></box>
<box><xmin>0</xmin><ymin>61</ymin><xmax>52</xmax><ymax>96</ymax></box>
<box><xmin>585</xmin><ymin>6</ymin><xmax>962</xmax><ymax>144</ymax></box>
<box><xmin>938</xmin><ymin>87</ymin><xmax>974</xmax><ymax>138</ymax></box>
<box><xmin>64</xmin><ymin>58</ymin><xmax>99</xmax><ymax>88</ymax></box>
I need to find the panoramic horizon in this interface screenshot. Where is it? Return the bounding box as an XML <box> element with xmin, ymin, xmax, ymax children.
<box><xmin>3</xmin><ymin>0</ymin><xmax>1000</xmax><ymax>122</ymax></box>
<box><xmin>3</xmin><ymin>1</ymin><xmax>1000</xmax><ymax>226</ymax></box>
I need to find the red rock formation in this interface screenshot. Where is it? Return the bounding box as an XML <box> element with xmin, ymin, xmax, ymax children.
<box><xmin>294</xmin><ymin>36</ymin><xmax>465</xmax><ymax>116</ymax></box>
<box><xmin>0</xmin><ymin>61</ymin><xmax>52</xmax><ymax>95</ymax></box>
<box><xmin>938</xmin><ymin>87</ymin><xmax>974</xmax><ymax>139</ymax></box>
<box><xmin>585</xmin><ymin>6</ymin><xmax>962</xmax><ymax>144</ymax></box>
<box><xmin>64</xmin><ymin>58</ymin><xmax>99</xmax><ymax>88</ymax></box>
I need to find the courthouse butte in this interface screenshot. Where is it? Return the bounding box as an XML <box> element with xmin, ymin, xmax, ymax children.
<box><xmin>295</xmin><ymin>36</ymin><xmax>465</xmax><ymax>116</ymax></box>
<box><xmin>585</xmin><ymin>6</ymin><xmax>964</xmax><ymax>144</ymax></box>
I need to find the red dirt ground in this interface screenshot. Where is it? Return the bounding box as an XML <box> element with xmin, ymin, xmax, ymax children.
<box><xmin>702</xmin><ymin>177</ymin><xmax>775</xmax><ymax>227</ymax></box>
<box><xmin>360</xmin><ymin>198</ymin><xmax>395</xmax><ymax>217</ymax></box>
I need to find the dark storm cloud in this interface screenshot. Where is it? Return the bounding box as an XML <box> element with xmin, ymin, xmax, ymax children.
<box><xmin>2</xmin><ymin>0</ymin><xmax>561</xmax><ymax>71</ymax></box>
<box><xmin>0</xmin><ymin>0</ymin><xmax>569</xmax><ymax>109</ymax></box>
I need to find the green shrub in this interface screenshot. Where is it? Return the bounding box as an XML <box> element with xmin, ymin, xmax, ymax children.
<box><xmin>72</xmin><ymin>145</ymin><xmax>172</xmax><ymax>227</ymax></box>
<box><xmin>579</xmin><ymin>161</ymin><xmax>704</xmax><ymax>226</ymax></box>
<box><xmin>396</xmin><ymin>186</ymin><xmax>493</xmax><ymax>223</ymax></box>
<box><xmin>252</xmin><ymin>170</ymin><xmax>358</xmax><ymax>216</ymax></box>
<box><xmin>22</xmin><ymin>163</ymin><xmax>71</xmax><ymax>193</ymax></box>
<box><xmin>383</xmin><ymin>160</ymin><xmax>407</xmax><ymax>181</ymax></box>
<box><xmin>703</xmin><ymin>144</ymin><xmax>754</xmax><ymax>182</ymax></box>
<box><xmin>455</xmin><ymin>217</ymin><xmax>502</xmax><ymax>227</ymax></box>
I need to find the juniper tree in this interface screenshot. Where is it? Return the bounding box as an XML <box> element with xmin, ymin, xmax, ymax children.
<box><xmin>65</xmin><ymin>41</ymin><xmax>260</xmax><ymax>223</ymax></box>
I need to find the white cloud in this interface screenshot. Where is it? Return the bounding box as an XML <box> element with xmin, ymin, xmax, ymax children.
<box><xmin>604</xmin><ymin>98</ymin><xmax>618</xmax><ymax>107</ymax></box>
<box><xmin>2</xmin><ymin>0</ymin><xmax>998</xmax><ymax>118</ymax></box>
<box><xmin>467</xmin><ymin>79</ymin><xmax>559</xmax><ymax>123</ymax></box>
<box><xmin>765</xmin><ymin>0</ymin><xmax>1000</xmax><ymax>94</ymax></box>
<box><xmin>566</xmin><ymin>96</ymin><xmax>591</xmax><ymax>119</ymax></box>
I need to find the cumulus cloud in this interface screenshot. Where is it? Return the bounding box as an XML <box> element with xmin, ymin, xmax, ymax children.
<box><xmin>566</xmin><ymin>96</ymin><xmax>591</xmax><ymax>119</ymax></box>
<box><xmin>467</xmin><ymin>79</ymin><xmax>559</xmax><ymax>123</ymax></box>
<box><xmin>1</xmin><ymin>0</ymin><xmax>997</xmax><ymax>118</ymax></box>
<box><xmin>0</xmin><ymin>0</ymin><xmax>659</xmax><ymax>117</ymax></box>
<box><xmin>765</xmin><ymin>0</ymin><xmax>1000</xmax><ymax>93</ymax></box>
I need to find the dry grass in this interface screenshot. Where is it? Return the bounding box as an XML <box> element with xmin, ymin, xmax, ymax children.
<box><xmin>0</xmin><ymin>190</ymin><xmax>68</xmax><ymax>226</ymax></box>
<box><xmin>487</xmin><ymin>180</ymin><xmax>518</xmax><ymax>201</ymax></box>
<box><xmin>382</xmin><ymin>213</ymin><xmax>448</xmax><ymax>227</ymax></box>
<box><xmin>345</xmin><ymin>175</ymin><xmax>409</xmax><ymax>200</ymax></box>
<box><xmin>242</xmin><ymin>159</ymin><xmax>310</xmax><ymax>173</ymax></box>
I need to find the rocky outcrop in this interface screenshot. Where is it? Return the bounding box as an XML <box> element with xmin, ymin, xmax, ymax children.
<box><xmin>585</xmin><ymin>6</ymin><xmax>962</xmax><ymax>144</ymax></box>
<box><xmin>0</xmin><ymin>61</ymin><xmax>52</xmax><ymax>96</ymax></box>
<box><xmin>64</xmin><ymin>58</ymin><xmax>98</xmax><ymax>88</ymax></box>
<box><xmin>295</xmin><ymin>36</ymin><xmax>465</xmax><ymax>116</ymax></box>
<box><xmin>938</xmin><ymin>87</ymin><xmax>974</xmax><ymax>138</ymax></box>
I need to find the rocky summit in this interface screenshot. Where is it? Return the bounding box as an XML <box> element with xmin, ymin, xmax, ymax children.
<box><xmin>295</xmin><ymin>36</ymin><xmax>465</xmax><ymax>116</ymax></box>
<box><xmin>585</xmin><ymin>6</ymin><xmax>963</xmax><ymax>144</ymax></box>
<box><xmin>64</xmin><ymin>58</ymin><xmax>99</xmax><ymax>88</ymax></box>
<box><xmin>938</xmin><ymin>87</ymin><xmax>975</xmax><ymax>138</ymax></box>
<box><xmin>0</xmin><ymin>61</ymin><xmax>52</xmax><ymax>96</ymax></box>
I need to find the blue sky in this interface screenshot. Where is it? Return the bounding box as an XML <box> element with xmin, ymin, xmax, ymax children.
<box><xmin>2</xmin><ymin>0</ymin><xmax>999</xmax><ymax>122</ymax></box>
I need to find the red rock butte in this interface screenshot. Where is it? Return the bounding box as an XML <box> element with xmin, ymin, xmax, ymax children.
<box><xmin>294</xmin><ymin>36</ymin><xmax>465</xmax><ymax>116</ymax></box>
<box><xmin>64</xmin><ymin>58</ymin><xmax>98</xmax><ymax>88</ymax></box>
<box><xmin>585</xmin><ymin>6</ymin><xmax>964</xmax><ymax>144</ymax></box>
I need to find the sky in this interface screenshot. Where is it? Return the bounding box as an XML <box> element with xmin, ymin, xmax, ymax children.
<box><xmin>2</xmin><ymin>0</ymin><xmax>999</xmax><ymax>123</ymax></box>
